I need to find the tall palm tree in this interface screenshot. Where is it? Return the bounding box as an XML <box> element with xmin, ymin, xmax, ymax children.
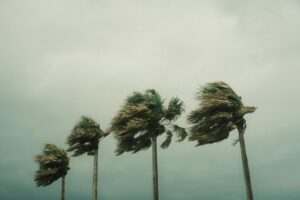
<box><xmin>34</xmin><ymin>144</ymin><xmax>70</xmax><ymax>200</ymax></box>
<box><xmin>188</xmin><ymin>81</ymin><xmax>256</xmax><ymax>200</ymax></box>
<box><xmin>66</xmin><ymin>116</ymin><xmax>107</xmax><ymax>200</ymax></box>
<box><xmin>111</xmin><ymin>89</ymin><xmax>187</xmax><ymax>200</ymax></box>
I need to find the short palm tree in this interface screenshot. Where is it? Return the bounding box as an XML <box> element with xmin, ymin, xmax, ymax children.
<box><xmin>34</xmin><ymin>144</ymin><xmax>70</xmax><ymax>200</ymax></box>
<box><xmin>66</xmin><ymin>116</ymin><xmax>107</xmax><ymax>200</ymax></box>
<box><xmin>188</xmin><ymin>81</ymin><xmax>256</xmax><ymax>200</ymax></box>
<box><xmin>111</xmin><ymin>89</ymin><xmax>187</xmax><ymax>200</ymax></box>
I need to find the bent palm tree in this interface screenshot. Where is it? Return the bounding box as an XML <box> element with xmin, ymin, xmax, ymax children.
<box><xmin>111</xmin><ymin>89</ymin><xmax>186</xmax><ymax>200</ymax></box>
<box><xmin>66</xmin><ymin>116</ymin><xmax>107</xmax><ymax>200</ymax></box>
<box><xmin>34</xmin><ymin>144</ymin><xmax>70</xmax><ymax>200</ymax></box>
<box><xmin>188</xmin><ymin>81</ymin><xmax>256</xmax><ymax>200</ymax></box>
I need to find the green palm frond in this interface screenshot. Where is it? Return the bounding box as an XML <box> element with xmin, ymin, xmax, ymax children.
<box><xmin>127</xmin><ymin>89</ymin><xmax>164</xmax><ymax>111</ymax></box>
<box><xmin>34</xmin><ymin>144</ymin><xmax>69</xmax><ymax>187</ymax></box>
<box><xmin>164</xmin><ymin>97</ymin><xmax>184</xmax><ymax>121</ymax></box>
<box><xmin>160</xmin><ymin>130</ymin><xmax>173</xmax><ymax>149</ymax></box>
<box><xmin>172</xmin><ymin>125</ymin><xmax>187</xmax><ymax>142</ymax></box>
<box><xmin>188</xmin><ymin>81</ymin><xmax>256</xmax><ymax>145</ymax></box>
<box><xmin>67</xmin><ymin>116</ymin><xmax>104</xmax><ymax>156</ymax></box>
<box><xmin>111</xmin><ymin>89</ymin><xmax>185</xmax><ymax>155</ymax></box>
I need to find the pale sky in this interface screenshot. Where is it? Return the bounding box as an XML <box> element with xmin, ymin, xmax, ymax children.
<box><xmin>1</xmin><ymin>1</ymin><xmax>300</xmax><ymax>200</ymax></box>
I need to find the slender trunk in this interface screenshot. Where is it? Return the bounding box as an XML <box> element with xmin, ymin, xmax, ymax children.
<box><xmin>238</xmin><ymin>129</ymin><xmax>254</xmax><ymax>200</ymax></box>
<box><xmin>61</xmin><ymin>176</ymin><xmax>65</xmax><ymax>200</ymax></box>
<box><xmin>151</xmin><ymin>137</ymin><xmax>159</xmax><ymax>200</ymax></box>
<box><xmin>93</xmin><ymin>148</ymin><xmax>99</xmax><ymax>200</ymax></box>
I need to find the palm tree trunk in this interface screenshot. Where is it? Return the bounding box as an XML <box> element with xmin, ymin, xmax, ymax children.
<box><xmin>93</xmin><ymin>148</ymin><xmax>99</xmax><ymax>200</ymax></box>
<box><xmin>61</xmin><ymin>176</ymin><xmax>65</xmax><ymax>200</ymax></box>
<box><xmin>151</xmin><ymin>137</ymin><xmax>159</xmax><ymax>200</ymax></box>
<box><xmin>238</xmin><ymin>129</ymin><xmax>254</xmax><ymax>200</ymax></box>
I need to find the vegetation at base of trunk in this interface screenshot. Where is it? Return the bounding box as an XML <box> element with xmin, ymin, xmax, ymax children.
<box><xmin>34</xmin><ymin>144</ymin><xmax>70</xmax><ymax>187</ymax></box>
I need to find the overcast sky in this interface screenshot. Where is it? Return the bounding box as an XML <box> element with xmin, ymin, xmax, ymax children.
<box><xmin>1</xmin><ymin>0</ymin><xmax>300</xmax><ymax>200</ymax></box>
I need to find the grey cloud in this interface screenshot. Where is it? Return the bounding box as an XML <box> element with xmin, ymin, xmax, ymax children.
<box><xmin>1</xmin><ymin>0</ymin><xmax>300</xmax><ymax>199</ymax></box>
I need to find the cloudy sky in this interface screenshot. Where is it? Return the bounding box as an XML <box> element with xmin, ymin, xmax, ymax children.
<box><xmin>1</xmin><ymin>0</ymin><xmax>300</xmax><ymax>199</ymax></box>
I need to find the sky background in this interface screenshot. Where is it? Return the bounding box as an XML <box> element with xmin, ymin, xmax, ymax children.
<box><xmin>1</xmin><ymin>0</ymin><xmax>300</xmax><ymax>199</ymax></box>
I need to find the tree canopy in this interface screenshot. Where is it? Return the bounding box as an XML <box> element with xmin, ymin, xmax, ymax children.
<box><xmin>35</xmin><ymin>144</ymin><xmax>70</xmax><ymax>187</ymax></box>
<box><xmin>188</xmin><ymin>81</ymin><xmax>256</xmax><ymax>146</ymax></box>
<box><xmin>67</xmin><ymin>116</ymin><xmax>105</xmax><ymax>156</ymax></box>
<box><xmin>111</xmin><ymin>89</ymin><xmax>187</xmax><ymax>155</ymax></box>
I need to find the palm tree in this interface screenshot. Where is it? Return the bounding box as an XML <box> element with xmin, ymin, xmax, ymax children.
<box><xmin>188</xmin><ymin>81</ymin><xmax>256</xmax><ymax>200</ymax></box>
<box><xmin>111</xmin><ymin>89</ymin><xmax>187</xmax><ymax>200</ymax></box>
<box><xmin>34</xmin><ymin>144</ymin><xmax>70</xmax><ymax>200</ymax></box>
<box><xmin>66</xmin><ymin>116</ymin><xmax>107</xmax><ymax>200</ymax></box>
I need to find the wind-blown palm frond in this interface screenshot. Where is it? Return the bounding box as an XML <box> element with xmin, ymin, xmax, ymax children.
<box><xmin>34</xmin><ymin>144</ymin><xmax>70</xmax><ymax>187</ymax></box>
<box><xmin>111</xmin><ymin>89</ymin><xmax>185</xmax><ymax>155</ymax></box>
<box><xmin>188</xmin><ymin>81</ymin><xmax>256</xmax><ymax>145</ymax></box>
<box><xmin>172</xmin><ymin>125</ymin><xmax>187</xmax><ymax>142</ymax></box>
<box><xmin>160</xmin><ymin>130</ymin><xmax>173</xmax><ymax>149</ymax></box>
<box><xmin>67</xmin><ymin>116</ymin><xmax>105</xmax><ymax>156</ymax></box>
<box><xmin>164</xmin><ymin>97</ymin><xmax>184</xmax><ymax>121</ymax></box>
<box><xmin>188</xmin><ymin>81</ymin><xmax>256</xmax><ymax>200</ymax></box>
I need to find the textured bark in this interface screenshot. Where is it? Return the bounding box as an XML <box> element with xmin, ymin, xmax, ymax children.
<box><xmin>151</xmin><ymin>137</ymin><xmax>159</xmax><ymax>200</ymax></box>
<box><xmin>238</xmin><ymin>129</ymin><xmax>254</xmax><ymax>200</ymax></box>
<box><xmin>61</xmin><ymin>176</ymin><xmax>65</xmax><ymax>200</ymax></box>
<box><xmin>93</xmin><ymin>149</ymin><xmax>99</xmax><ymax>200</ymax></box>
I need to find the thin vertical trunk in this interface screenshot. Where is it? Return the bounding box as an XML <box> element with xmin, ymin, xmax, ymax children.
<box><xmin>93</xmin><ymin>148</ymin><xmax>99</xmax><ymax>200</ymax></box>
<box><xmin>238</xmin><ymin>129</ymin><xmax>254</xmax><ymax>200</ymax></box>
<box><xmin>151</xmin><ymin>137</ymin><xmax>159</xmax><ymax>200</ymax></box>
<box><xmin>61</xmin><ymin>176</ymin><xmax>65</xmax><ymax>200</ymax></box>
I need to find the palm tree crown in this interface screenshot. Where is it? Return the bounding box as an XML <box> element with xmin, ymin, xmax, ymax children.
<box><xmin>34</xmin><ymin>144</ymin><xmax>70</xmax><ymax>187</ymax></box>
<box><xmin>188</xmin><ymin>81</ymin><xmax>256</xmax><ymax>145</ymax></box>
<box><xmin>67</xmin><ymin>116</ymin><xmax>105</xmax><ymax>156</ymax></box>
<box><xmin>111</xmin><ymin>89</ymin><xmax>186</xmax><ymax>155</ymax></box>
<box><xmin>67</xmin><ymin>116</ymin><xmax>107</xmax><ymax>200</ymax></box>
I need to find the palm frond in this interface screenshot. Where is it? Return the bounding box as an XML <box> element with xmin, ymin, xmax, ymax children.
<box><xmin>164</xmin><ymin>97</ymin><xmax>184</xmax><ymax>121</ymax></box>
<box><xmin>172</xmin><ymin>125</ymin><xmax>187</xmax><ymax>142</ymax></box>
<box><xmin>34</xmin><ymin>144</ymin><xmax>69</xmax><ymax>187</ymax></box>
<box><xmin>189</xmin><ymin>81</ymin><xmax>256</xmax><ymax>145</ymax></box>
<box><xmin>160</xmin><ymin>130</ymin><xmax>172</xmax><ymax>149</ymax></box>
<box><xmin>111</xmin><ymin>89</ymin><xmax>184</xmax><ymax>154</ymax></box>
<box><xmin>67</xmin><ymin>116</ymin><xmax>104</xmax><ymax>156</ymax></box>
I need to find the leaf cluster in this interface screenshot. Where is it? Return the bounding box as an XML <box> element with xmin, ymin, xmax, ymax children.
<box><xmin>111</xmin><ymin>89</ymin><xmax>186</xmax><ymax>155</ymax></box>
<box><xmin>188</xmin><ymin>81</ymin><xmax>255</xmax><ymax>146</ymax></box>
<box><xmin>34</xmin><ymin>144</ymin><xmax>70</xmax><ymax>187</ymax></box>
<box><xmin>67</xmin><ymin>116</ymin><xmax>104</xmax><ymax>156</ymax></box>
